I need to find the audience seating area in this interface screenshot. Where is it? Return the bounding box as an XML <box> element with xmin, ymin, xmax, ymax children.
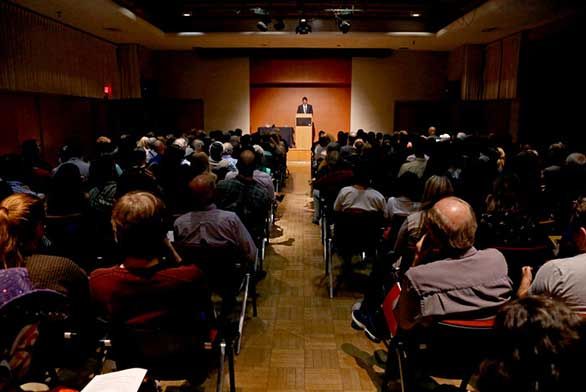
<box><xmin>1</xmin><ymin>126</ymin><xmax>585</xmax><ymax>392</ymax></box>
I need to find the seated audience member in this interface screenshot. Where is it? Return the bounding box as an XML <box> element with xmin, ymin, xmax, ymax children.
<box><xmin>0</xmin><ymin>155</ymin><xmax>38</xmax><ymax>196</ymax></box>
<box><xmin>216</xmin><ymin>149</ymin><xmax>270</xmax><ymax>240</ymax></box>
<box><xmin>395</xmin><ymin>197</ymin><xmax>512</xmax><ymax>331</ymax></box>
<box><xmin>224</xmin><ymin>148</ymin><xmax>276</xmax><ymax>202</ymax></box>
<box><xmin>398</xmin><ymin>138</ymin><xmax>428</xmax><ymax>179</ymax></box>
<box><xmin>476</xmin><ymin>174</ymin><xmax>548</xmax><ymax>249</ymax></box>
<box><xmin>116</xmin><ymin>148</ymin><xmax>161</xmax><ymax>198</ymax></box>
<box><xmin>385</xmin><ymin>172</ymin><xmax>421</xmax><ymax>220</ymax></box>
<box><xmin>0</xmin><ymin>193</ymin><xmax>89</xmax><ymax>319</ymax></box>
<box><xmin>186</xmin><ymin>151</ymin><xmax>213</xmax><ymax>177</ymax></box>
<box><xmin>88</xmin><ymin>157</ymin><xmax>118</xmax><ymax>216</ymax></box>
<box><xmin>192</xmin><ymin>139</ymin><xmax>205</xmax><ymax>154</ymax></box>
<box><xmin>518</xmin><ymin>196</ymin><xmax>586</xmax><ymax>311</ymax></box>
<box><xmin>478</xmin><ymin>296</ymin><xmax>585</xmax><ymax>392</ymax></box>
<box><xmin>312</xmin><ymin>150</ymin><xmax>354</xmax><ymax>224</ymax></box>
<box><xmin>47</xmin><ymin>163</ymin><xmax>87</xmax><ymax>216</ymax></box>
<box><xmin>52</xmin><ymin>142</ymin><xmax>90</xmax><ymax>179</ymax></box>
<box><xmin>222</xmin><ymin>143</ymin><xmax>238</xmax><ymax>168</ymax></box>
<box><xmin>147</xmin><ymin>139</ymin><xmax>166</xmax><ymax>167</ymax></box>
<box><xmin>208</xmin><ymin>141</ymin><xmax>236</xmax><ymax>178</ymax></box>
<box><xmin>90</xmin><ymin>192</ymin><xmax>208</xmax><ymax>326</ymax></box>
<box><xmin>174</xmin><ymin>173</ymin><xmax>257</xmax><ymax>265</ymax></box>
<box><xmin>333</xmin><ymin>166</ymin><xmax>385</xmax><ymax>213</ymax></box>
<box><xmin>21</xmin><ymin>139</ymin><xmax>52</xmax><ymax>192</ymax></box>
<box><xmin>393</xmin><ymin>176</ymin><xmax>454</xmax><ymax>265</ymax></box>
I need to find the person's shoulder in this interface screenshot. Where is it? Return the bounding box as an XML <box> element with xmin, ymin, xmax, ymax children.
<box><xmin>476</xmin><ymin>247</ymin><xmax>506</xmax><ymax>260</ymax></box>
<box><xmin>542</xmin><ymin>253</ymin><xmax>586</xmax><ymax>272</ymax></box>
<box><xmin>89</xmin><ymin>265</ymin><xmax>121</xmax><ymax>281</ymax></box>
<box><xmin>27</xmin><ymin>254</ymin><xmax>85</xmax><ymax>274</ymax></box>
<box><xmin>174</xmin><ymin>211</ymin><xmax>193</xmax><ymax>225</ymax></box>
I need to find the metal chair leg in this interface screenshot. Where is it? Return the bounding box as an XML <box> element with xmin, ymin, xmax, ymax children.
<box><xmin>236</xmin><ymin>273</ymin><xmax>250</xmax><ymax>355</ymax></box>
<box><xmin>328</xmin><ymin>238</ymin><xmax>334</xmax><ymax>298</ymax></box>
<box><xmin>216</xmin><ymin>340</ymin><xmax>226</xmax><ymax>392</ymax></box>
<box><xmin>228</xmin><ymin>341</ymin><xmax>236</xmax><ymax>392</ymax></box>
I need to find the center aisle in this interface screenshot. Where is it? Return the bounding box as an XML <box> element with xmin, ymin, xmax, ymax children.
<box><xmin>222</xmin><ymin>161</ymin><xmax>384</xmax><ymax>391</ymax></box>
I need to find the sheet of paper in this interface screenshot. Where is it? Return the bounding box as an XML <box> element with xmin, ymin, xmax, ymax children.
<box><xmin>81</xmin><ymin>368</ymin><xmax>147</xmax><ymax>392</ymax></box>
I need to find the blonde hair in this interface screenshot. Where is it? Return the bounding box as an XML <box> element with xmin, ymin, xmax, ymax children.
<box><xmin>111</xmin><ymin>192</ymin><xmax>166</xmax><ymax>258</ymax></box>
<box><xmin>0</xmin><ymin>193</ymin><xmax>45</xmax><ymax>269</ymax></box>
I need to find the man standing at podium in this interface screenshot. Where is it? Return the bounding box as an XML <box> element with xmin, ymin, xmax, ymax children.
<box><xmin>297</xmin><ymin>97</ymin><xmax>313</xmax><ymax>114</ymax></box>
<box><xmin>296</xmin><ymin>97</ymin><xmax>314</xmax><ymax>144</ymax></box>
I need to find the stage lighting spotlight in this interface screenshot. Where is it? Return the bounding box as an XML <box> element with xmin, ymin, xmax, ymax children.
<box><xmin>338</xmin><ymin>19</ymin><xmax>350</xmax><ymax>33</ymax></box>
<box><xmin>274</xmin><ymin>18</ymin><xmax>285</xmax><ymax>31</ymax></box>
<box><xmin>296</xmin><ymin>18</ymin><xmax>312</xmax><ymax>34</ymax></box>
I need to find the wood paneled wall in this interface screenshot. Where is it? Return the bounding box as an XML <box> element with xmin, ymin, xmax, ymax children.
<box><xmin>250</xmin><ymin>58</ymin><xmax>351</xmax><ymax>137</ymax></box>
<box><xmin>483</xmin><ymin>41</ymin><xmax>502</xmax><ymax>100</ymax></box>
<box><xmin>499</xmin><ymin>34</ymin><xmax>521</xmax><ymax>99</ymax></box>
<box><xmin>449</xmin><ymin>35</ymin><xmax>520</xmax><ymax>101</ymax></box>
<box><xmin>117</xmin><ymin>45</ymin><xmax>142</xmax><ymax>99</ymax></box>
<box><xmin>0</xmin><ymin>92</ymin><xmax>107</xmax><ymax>163</ymax></box>
<box><xmin>0</xmin><ymin>2</ymin><xmax>119</xmax><ymax>98</ymax></box>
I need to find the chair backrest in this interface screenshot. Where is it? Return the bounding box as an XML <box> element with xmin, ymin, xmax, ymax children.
<box><xmin>174</xmin><ymin>243</ymin><xmax>247</xmax><ymax>288</ymax></box>
<box><xmin>402</xmin><ymin>313</ymin><xmax>497</xmax><ymax>381</ymax></box>
<box><xmin>334</xmin><ymin>210</ymin><xmax>385</xmax><ymax>252</ymax></box>
<box><xmin>0</xmin><ymin>291</ymin><xmax>69</xmax><ymax>387</ymax></box>
<box><xmin>109</xmin><ymin>316</ymin><xmax>216</xmax><ymax>380</ymax></box>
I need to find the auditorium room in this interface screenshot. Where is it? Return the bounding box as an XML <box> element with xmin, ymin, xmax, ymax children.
<box><xmin>1</xmin><ymin>1</ymin><xmax>586</xmax><ymax>391</ymax></box>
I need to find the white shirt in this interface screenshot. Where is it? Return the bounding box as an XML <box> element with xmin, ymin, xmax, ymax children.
<box><xmin>303</xmin><ymin>104</ymin><xmax>308</xmax><ymax>113</ymax></box>
<box><xmin>334</xmin><ymin>186</ymin><xmax>386</xmax><ymax>213</ymax></box>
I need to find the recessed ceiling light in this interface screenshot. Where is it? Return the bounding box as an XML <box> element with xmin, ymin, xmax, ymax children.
<box><xmin>119</xmin><ymin>7</ymin><xmax>136</xmax><ymax>20</ymax></box>
<box><xmin>411</xmin><ymin>12</ymin><xmax>421</xmax><ymax>17</ymax></box>
<box><xmin>183</xmin><ymin>11</ymin><xmax>192</xmax><ymax>17</ymax></box>
<box><xmin>176</xmin><ymin>32</ymin><xmax>205</xmax><ymax>36</ymax></box>
<box><xmin>387</xmin><ymin>32</ymin><xmax>433</xmax><ymax>37</ymax></box>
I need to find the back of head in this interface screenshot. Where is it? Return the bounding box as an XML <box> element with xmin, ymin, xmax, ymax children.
<box><xmin>111</xmin><ymin>192</ymin><xmax>166</xmax><ymax>259</ymax></box>
<box><xmin>426</xmin><ymin>196</ymin><xmax>477</xmax><ymax>255</ymax></box>
<box><xmin>209</xmin><ymin>142</ymin><xmax>224</xmax><ymax>161</ymax></box>
<box><xmin>397</xmin><ymin>171</ymin><xmax>420</xmax><ymax>200</ymax></box>
<box><xmin>187</xmin><ymin>152</ymin><xmax>210</xmax><ymax>177</ymax></box>
<box><xmin>60</xmin><ymin>142</ymin><xmax>82</xmax><ymax>162</ymax></box>
<box><xmin>129</xmin><ymin>148</ymin><xmax>147</xmax><ymax>167</ymax></box>
<box><xmin>421</xmin><ymin>175</ymin><xmax>454</xmax><ymax>209</ymax></box>
<box><xmin>0</xmin><ymin>193</ymin><xmax>44</xmax><ymax>268</ymax></box>
<box><xmin>326</xmin><ymin>150</ymin><xmax>341</xmax><ymax>168</ymax></box>
<box><xmin>222</xmin><ymin>142</ymin><xmax>234</xmax><ymax>156</ymax></box>
<box><xmin>487</xmin><ymin>173</ymin><xmax>522</xmax><ymax>213</ymax></box>
<box><xmin>189</xmin><ymin>173</ymin><xmax>216</xmax><ymax>210</ymax></box>
<box><xmin>352</xmin><ymin>164</ymin><xmax>371</xmax><ymax>187</ymax></box>
<box><xmin>566</xmin><ymin>152</ymin><xmax>586</xmax><ymax>167</ymax></box>
<box><xmin>90</xmin><ymin>156</ymin><xmax>116</xmax><ymax>186</ymax></box>
<box><xmin>236</xmin><ymin>149</ymin><xmax>256</xmax><ymax>178</ymax></box>
<box><xmin>478</xmin><ymin>296</ymin><xmax>584</xmax><ymax>392</ymax></box>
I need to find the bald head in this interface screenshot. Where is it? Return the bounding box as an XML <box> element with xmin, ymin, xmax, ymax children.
<box><xmin>427</xmin><ymin>196</ymin><xmax>477</xmax><ymax>253</ymax></box>
<box><xmin>237</xmin><ymin>149</ymin><xmax>256</xmax><ymax>177</ymax></box>
<box><xmin>189</xmin><ymin>173</ymin><xmax>216</xmax><ymax>209</ymax></box>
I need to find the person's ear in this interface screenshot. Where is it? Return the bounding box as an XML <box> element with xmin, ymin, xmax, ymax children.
<box><xmin>577</xmin><ymin>227</ymin><xmax>586</xmax><ymax>252</ymax></box>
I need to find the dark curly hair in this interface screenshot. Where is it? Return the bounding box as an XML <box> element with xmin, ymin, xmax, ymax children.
<box><xmin>478</xmin><ymin>296</ymin><xmax>585</xmax><ymax>392</ymax></box>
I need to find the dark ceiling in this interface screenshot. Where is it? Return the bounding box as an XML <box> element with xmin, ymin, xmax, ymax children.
<box><xmin>113</xmin><ymin>0</ymin><xmax>488</xmax><ymax>33</ymax></box>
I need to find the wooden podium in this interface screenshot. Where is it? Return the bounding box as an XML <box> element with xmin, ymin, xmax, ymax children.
<box><xmin>289</xmin><ymin>113</ymin><xmax>312</xmax><ymax>161</ymax></box>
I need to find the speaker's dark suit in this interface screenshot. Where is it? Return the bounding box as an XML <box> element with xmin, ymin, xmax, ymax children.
<box><xmin>297</xmin><ymin>104</ymin><xmax>313</xmax><ymax>114</ymax></box>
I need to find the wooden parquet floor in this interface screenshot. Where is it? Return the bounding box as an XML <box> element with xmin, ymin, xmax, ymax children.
<box><xmin>213</xmin><ymin>162</ymin><xmax>385</xmax><ymax>391</ymax></box>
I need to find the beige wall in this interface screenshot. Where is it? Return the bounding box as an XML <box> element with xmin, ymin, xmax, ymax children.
<box><xmin>350</xmin><ymin>52</ymin><xmax>448</xmax><ymax>133</ymax></box>
<box><xmin>155</xmin><ymin>52</ymin><xmax>250</xmax><ymax>131</ymax></box>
